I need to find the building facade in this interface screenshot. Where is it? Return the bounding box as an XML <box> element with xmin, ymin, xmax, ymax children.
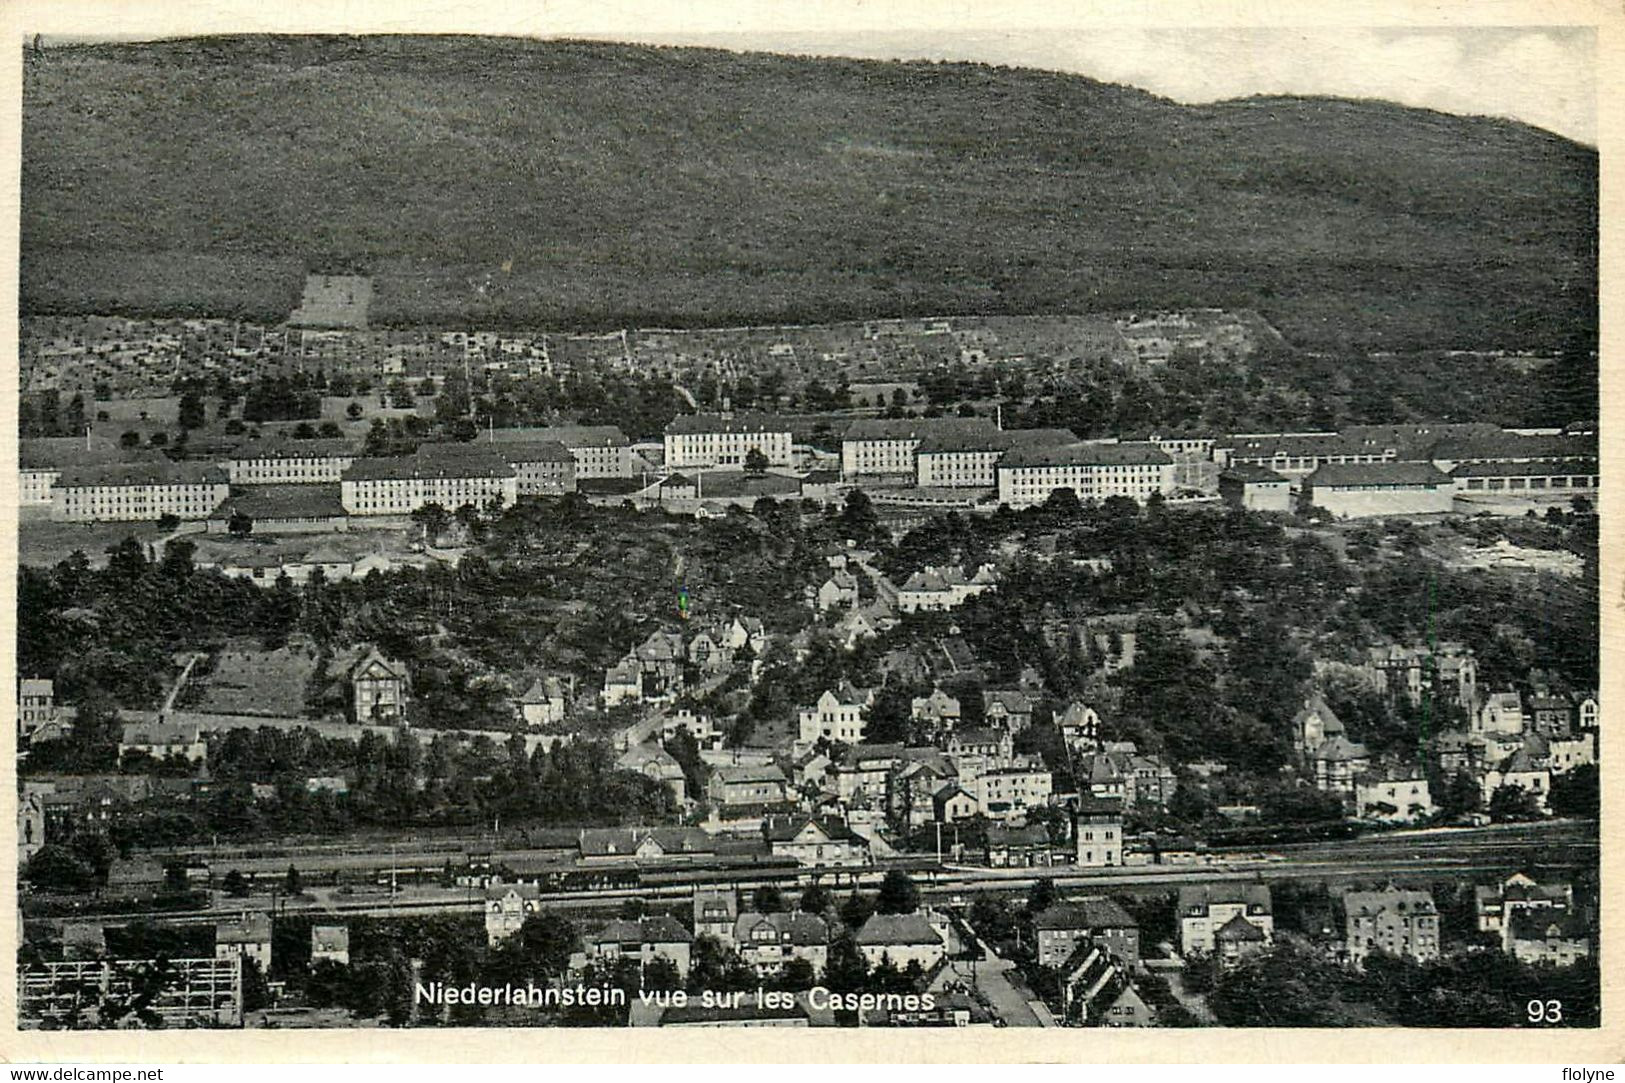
<box><xmin>664</xmin><ymin>414</ymin><xmax>793</xmax><ymax>470</ymax></box>
<box><xmin>996</xmin><ymin>442</ymin><xmax>1174</xmax><ymax>508</ymax></box>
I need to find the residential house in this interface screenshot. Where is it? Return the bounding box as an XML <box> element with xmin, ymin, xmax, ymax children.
<box><xmin>329</xmin><ymin>644</ymin><xmax>410</xmax><ymax>725</ymax></box>
<box><xmin>1177</xmin><ymin>884</ymin><xmax>1273</xmax><ymax>956</ymax></box>
<box><xmin>817</xmin><ymin>572</ymin><xmax>860</xmax><ymax>612</ymax></box>
<box><xmin>932</xmin><ymin>785</ymin><xmax>980</xmax><ymax>826</ymax></box>
<box><xmin>946</xmin><ymin>727</ymin><xmax>1015</xmax><ymax>780</ymax></box>
<box><xmin>797</xmin><ymin>687</ymin><xmax>869</xmax><ymax>745</ymax></box>
<box><xmin>708</xmin><ymin>765</ymin><xmax>789</xmax><ymax>808</ymax></box>
<box><xmin>1366</xmin><ymin>643</ymin><xmax>1478</xmax><ymax>712</ymax></box>
<box><xmin>1310</xmin><ymin>737</ymin><xmax>1370</xmax><ymax>795</ymax></box>
<box><xmin>1548</xmin><ymin>733</ymin><xmax>1596</xmax><ymax>775</ymax></box>
<box><xmin>910</xmin><ymin>687</ymin><xmax>962</xmax><ymax>729</ymax></box>
<box><xmin>971</xmin><ymin>766</ymin><xmax>1053</xmax><ymax>824</ymax></box>
<box><xmin>1480</xmin><ymin>748</ymin><xmax>1550</xmax><ymax>811</ymax></box>
<box><xmin>732</xmin><ymin>911</ymin><xmax>831</xmax><ymax>976</ymax></box>
<box><xmin>896</xmin><ymin>564</ymin><xmax>997</xmax><ymax>613</ymax></box>
<box><xmin>693</xmin><ymin>891</ymin><xmax>740</xmax><ymax>943</ymax></box>
<box><xmin>518</xmin><ymin>676</ymin><xmax>569</xmax><ymax>728</ymax></box>
<box><xmin>723</xmin><ymin>616</ymin><xmax>769</xmax><ymax>654</ymax></box>
<box><xmin>1355</xmin><ymin>777</ymin><xmax>1435</xmax><ymax>824</ymax></box>
<box><xmin>1213</xmin><ymin>913</ymin><xmax>1271</xmax><ymax>968</ymax></box>
<box><xmin>1078</xmin><ymin>745</ymin><xmax>1178</xmax><ymax>808</ymax></box>
<box><xmin>616</xmin><ymin>744</ymin><xmax>689</xmax><ymax>805</ymax></box>
<box><xmin>602</xmin><ymin>659</ymin><xmax>643</xmax><ymax>707</ymax></box>
<box><xmin>310</xmin><ymin>925</ymin><xmax>350</xmax><ymax>966</ymax></box>
<box><xmin>587</xmin><ymin>915</ymin><xmax>694</xmax><ymax>976</ymax></box>
<box><xmin>660</xmin><ymin>708</ymin><xmax>723</xmax><ymax>750</ymax></box>
<box><xmin>1057</xmin><ymin>703</ymin><xmax>1101</xmax><ymax>746</ymax></box>
<box><xmin>119</xmin><ymin>722</ymin><xmax>206</xmax><ymax>765</ymax></box>
<box><xmin>18</xmin><ymin>679</ymin><xmax>58</xmax><ymax>740</ymax></box>
<box><xmin>1035</xmin><ymin>898</ymin><xmax>1141</xmax><ymax>968</ymax></box>
<box><xmin>485</xmin><ymin>882</ymin><xmax>543</xmax><ymax>945</ymax></box>
<box><xmin>1475</xmin><ymin>872</ymin><xmax>1572</xmax><ymax>939</ymax></box>
<box><xmin>1506</xmin><ymin>911</ymin><xmax>1590</xmax><ymax>967</ymax></box>
<box><xmin>1477</xmin><ymin>691</ymin><xmax>1527</xmax><ymax>736</ymax></box>
<box><xmin>854</xmin><ymin>913</ymin><xmax>947</xmax><ymax>970</ymax></box>
<box><xmin>1342</xmin><ymin>888</ymin><xmax>1440</xmax><ymax>964</ymax></box>
<box><xmin>1525</xmin><ymin>693</ymin><xmax>1575</xmax><ymax>738</ymax></box>
<box><xmin>214</xmin><ymin>912</ymin><xmax>273</xmax><ymax>973</ymax></box>
<box><xmin>1291</xmin><ymin>695</ymin><xmax>1348</xmax><ymax>756</ymax></box>
<box><xmin>981</xmin><ymin>689</ymin><xmax>1034</xmax><ymax>732</ymax></box>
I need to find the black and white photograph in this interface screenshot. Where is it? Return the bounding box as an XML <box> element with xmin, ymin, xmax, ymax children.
<box><xmin>5</xmin><ymin>0</ymin><xmax>1611</xmax><ymax>1056</ymax></box>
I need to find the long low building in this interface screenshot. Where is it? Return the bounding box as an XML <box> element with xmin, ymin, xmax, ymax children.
<box><xmin>1302</xmin><ymin>461</ymin><xmax>1455</xmax><ymax>518</ymax></box>
<box><xmin>205</xmin><ymin>485</ymin><xmax>352</xmax><ymax>533</ymax></box>
<box><xmin>1450</xmin><ymin>459</ymin><xmax>1599</xmax><ymax>497</ymax></box>
<box><xmin>996</xmin><ymin>442</ymin><xmax>1174</xmax><ymax>508</ymax></box>
<box><xmin>50</xmin><ymin>461</ymin><xmax>230</xmax><ymax>522</ymax></box>
<box><xmin>341</xmin><ymin>444</ymin><xmax>518</xmax><ymax>515</ymax></box>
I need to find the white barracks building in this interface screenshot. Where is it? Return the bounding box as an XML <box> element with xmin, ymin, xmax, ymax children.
<box><xmin>996</xmin><ymin>442</ymin><xmax>1174</xmax><ymax>508</ymax></box>
<box><xmin>225</xmin><ymin>438</ymin><xmax>356</xmax><ymax>484</ymax></box>
<box><xmin>664</xmin><ymin>414</ymin><xmax>793</xmax><ymax>470</ymax></box>
<box><xmin>341</xmin><ymin>444</ymin><xmax>518</xmax><ymax>516</ymax></box>
<box><xmin>51</xmin><ymin>461</ymin><xmax>230</xmax><ymax>522</ymax></box>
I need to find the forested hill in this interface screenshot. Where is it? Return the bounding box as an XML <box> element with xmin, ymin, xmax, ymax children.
<box><xmin>21</xmin><ymin>36</ymin><xmax>1597</xmax><ymax>350</ymax></box>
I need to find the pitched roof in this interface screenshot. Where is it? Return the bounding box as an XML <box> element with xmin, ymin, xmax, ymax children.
<box><xmin>733</xmin><ymin>910</ymin><xmax>830</xmax><ymax>946</ymax></box>
<box><xmin>664</xmin><ymin>413</ymin><xmax>790</xmax><ymax>436</ymax></box>
<box><xmin>1507</xmin><ymin>909</ymin><xmax>1587</xmax><ymax>942</ymax></box>
<box><xmin>56</xmin><ymin>461</ymin><xmax>228</xmax><ymax>487</ymax></box>
<box><xmin>1342</xmin><ymin>889</ymin><xmax>1437</xmax><ymax>917</ymax></box>
<box><xmin>999</xmin><ymin>441</ymin><xmax>1172</xmax><ymax>469</ymax></box>
<box><xmin>855</xmin><ymin>912</ymin><xmax>942</xmax><ymax>947</ymax></box>
<box><xmin>1214</xmin><ymin>913</ymin><xmax>1268</xmax><ymax>942</ymax></box>
<box><xmin>486</xmin><ymin>425</ymin><xmax>629</xmax><ymax>447</ymax></box>
<box><xmin>1450</xmin><ymin>458</ymin><xmax>1598</xmax><ymax>478</ymax></box>
<box><xmin>714</xmin><ymin>764</ymin><xmax>787</xmax><ymax>785</ymax></box>
<box><xmin>1220</xmin><ymin>463</ymin><xmax>1290</xmax><ymax>484</ymax></box>
<box><xmin>1034</xmin><ymin>898</ymin><xmax>1137</xmax><ymax>931</ymax></box>
<box><xmin>1315</xmin><ymin>736</ymin><xmax>1370</xmax><ymax>762</ymax></box>
<box><xmin>1304</xmin><ymin>462</ymin><xmax>1452</xmax><ymax>487</ymax></box>
<box><xmin>592</xmin><ymin>914</ymin><xmax>694</xmax><ymax>945</ymax></box>
<box><xmin>228</xmin><ymin>437</ymin><xmax>356</xmax><ymax>461</ymax></box>
<box><xmin>578</xmin><ymin>827</ymin><xmax>715</xmax><ymax>857</ymax></box>
<box><xmin>1177</xmin><ymin>883</ymin><xmax>1272</xmax><ymax>912</ymax></box>
<box><xmin>209</xmin><ymin>484</ymin><xmax>347</xmax><ymax>521</ymax></box>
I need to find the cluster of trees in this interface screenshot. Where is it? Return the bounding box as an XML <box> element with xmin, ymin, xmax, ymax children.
<box><xmin>1208</xmin><ymin>940</ymin><xmax>1599</xmax><ymax>1027</ymax></box>
<box><xmin>240</xmin><ymin>376</ymin><xmax>323</xmax><ymax>423</ymax></box>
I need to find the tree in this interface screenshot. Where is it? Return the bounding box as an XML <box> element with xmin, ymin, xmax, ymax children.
<box><xmin>148</xmin><ymin>431</ymin><xmax>168</xmax><ymax>448</ymax></box>
<box><xmin>840</xmin><ymin>891</ymin><xmax>875</xmax><ymax>931</ymax></box>
<box><xmin>228</xmin><ymin>511</ymin><xmax>254</xmax><ymax>538</ymax></box>
<box><xmin>346</xmin><ymin>402</ymin><xmax>364</xmax><ymax>421</ymax></box>
<box><xmin>178</xmin><ymin>392</ymin><xmax>206</xmax><ymax>431</ymax></box>
<box><xmin>23</xmin><ymin>844</ymin><xmax>97</xmax><ymax>893</ymax></box>
<box><xmin>120</xmin><ymin>430</ymin><xmax>141</xmax><ymax>449</ymax></box>
<box><xmin>822</xmin><ymin>931</ymin><xmax>869</xmax><ymax>993</ymax></box>
<box><xmin>755</xmin><ymin>884</ymin><xmax>784</xmax><ymax>914</ymax></box>
<box><xmin>156</xmin><ymin>513</ymin><xmax>181</xmax><ymax>533</ymax></box>
<box><xmin>1026</xmin><ymin>877</ymin><xmax>1057</xmax><ymax>916</ymax></box>
<box><xmin>318</xmin><ymin>421</ymin><xmax>343</xmax><ymax>439</ymax></box>
<box><xmin>292</xmin><ymin>422</ymin><xmax>317</xmax><ymax>440</ymax></box>
<box><xmin>1549</xmin><ymin>764</ymin><xmax>1599</xmax><ymax>819</ymax></box>
<box><xmin>1488</xmin><ymin>784</ymin><xmax>1543</xmax><ymax>823</ymax></box>
<box><xmin>515</xmin><ymin>911</ymin><xmax>579</xmax><ymax>978</ymax></box>
<box><xmin>284</xmin><ymin>864</ymin><xmax>304</xmax><ymax>896</ymax></box>
<box><xmin>874</xmin><ymin>869</ymin><xmax>920</xmax><ymax>915</ymax></box>
<box><xmin>798</xmin><ymin>883</ymin><xmax>832</xmax><ymax>915</ymax></box>
<box><xmin>745</xmin><ymin>446</ymin><xmax>770</xmax><ymax>474</ymax></box>
<box><xmin>222</xmin><ymin>870</ymin><xmax>252</xmax><ymax>897</ymax></box>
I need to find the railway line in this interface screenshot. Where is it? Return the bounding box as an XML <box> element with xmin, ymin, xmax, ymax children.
<box><xmin>41</xmin><ymin>820</ymin><xmax>1594</xmax><ymax>927</ymax></box>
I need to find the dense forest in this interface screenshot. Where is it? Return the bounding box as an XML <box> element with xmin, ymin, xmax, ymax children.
<box><xmin>22</xmin><ymin>37</ymin><xmax>1595</xmax><ymax>351</ymax></box>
